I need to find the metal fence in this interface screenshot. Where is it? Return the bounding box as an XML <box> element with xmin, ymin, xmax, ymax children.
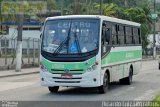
<box><xmin>0</xmin><ymin>37</ymin><xmax>40</xmax><ymax>69</ymax></box>
<box><xmin>144</xmin><ymin>49</ymin><xmax>160</xmax><ymax>59</ymax></box>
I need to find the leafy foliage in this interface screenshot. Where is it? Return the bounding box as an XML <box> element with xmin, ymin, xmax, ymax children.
<box><xmin>0</xmin><ymin>0</ymin><xmax>156</xmax><ymax>52</ymax></box>
<box><xmin>121</xmin><ymin>4</ymin><xmax>152</xmax><ymax>51</ymax></box>
<box><xmin>94</xmin><ymin>3</ymin><xmax>118</xmax><ymax>17</ymax></box>
<box><xmin>94</xmin><ymin>1</ymin><xmax>152</xmax><ymax>52</ymax></box>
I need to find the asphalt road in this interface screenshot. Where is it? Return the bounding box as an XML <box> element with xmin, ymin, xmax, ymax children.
<box><xmin>0</xmin><ymin>60</ymin><xmax>160</xmax><ymax>106</ymax></box>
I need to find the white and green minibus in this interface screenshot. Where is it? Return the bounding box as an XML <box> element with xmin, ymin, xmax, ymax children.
<box><xmin>40</xmin><ymin>15</ymin><xmax>142</xmax><ymax>94</ymax></box>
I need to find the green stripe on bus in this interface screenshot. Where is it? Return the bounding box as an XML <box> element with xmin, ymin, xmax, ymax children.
<box><xmin>101</xmin><ymin>50</ymin><xmax>142</xmax><ymax>65</ymax></box>
<box><xmin>41</xmin><ymin>56</ymin><xmax>96</xmax><ymax>74</ymax></box>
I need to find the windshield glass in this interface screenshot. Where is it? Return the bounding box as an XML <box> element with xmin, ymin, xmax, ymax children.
<box><xmin>42</xmin><ymin>19</ymin><xmax>99</xmax><ymax>54</ymax></box>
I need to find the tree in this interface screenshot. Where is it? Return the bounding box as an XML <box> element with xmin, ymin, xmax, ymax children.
<box><xmin>79</xmin><ymin>0</ymin><xmax>98</xmax><ymax>15</ymax></box>
<box><xmin>47</xmin><ymin>0</ymin><xmax>56</xmax><ymax>12</ymax></box>
<box><xmin>94</xmin><ymin>3</ymin><xmax>118</xmax><ymax>17</ymax></box>
<box><xmin>64</xmin><ymin>0</ymin><xmax>98</xmax><ymax>15</ymax></box>
<box><xmin>73</xmin><ymin>0</ymin><xmax>80</xmax><ymax>14</ymax></box>
<box><xmin>122</xmin><ymin>7</ymin><xmax>152</xmax><ymax>53</ymax></box>
<box><xmin>94</xmin><ymin>1</ymin><xmax>152</xmax><ymax>54</ymax></box>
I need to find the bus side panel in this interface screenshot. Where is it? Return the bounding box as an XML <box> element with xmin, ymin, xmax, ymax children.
<box><xmin>112</xmin><ymin>64</ymin><xmax>126</xmax><ymax>81</ymax></box>
<box><xmin>111</xmin><ymin>65</ymin><xmax>119</xmax><ymax>81</ymax></box>
<box><xmin>133</xmin><ymin>61</ymin><xmax>142</xmax><ymax>75</ymax></box>
<box><xmin>123</xmin><ymin>61</ymin><xmax>141</xmax><ymax>78</ymax></box>
<box><xmin>123</xmin><ymin>63</ymin><xmax>129</xmax><ymax>78</ymax></box>
<box><xmin>100</xmin><ymin>66</ymin><xmax>112</xmax><ymax>85</ymax></box>
<box><xmin>118</xmin><ymin>64</ymin><xmax>124</xmax><ymax>79</ymax></box>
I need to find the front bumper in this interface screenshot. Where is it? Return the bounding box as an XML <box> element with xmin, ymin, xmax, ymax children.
<box><xmin>40</xmin><ymin>70</ymin><xmax>101</xmax><ymax>87</ymax></box>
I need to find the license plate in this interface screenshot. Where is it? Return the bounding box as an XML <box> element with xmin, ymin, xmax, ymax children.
<box><xmin>61</xmin><ymin>74</ymin><xmax>72</xmax><ymax>79</ymax></box>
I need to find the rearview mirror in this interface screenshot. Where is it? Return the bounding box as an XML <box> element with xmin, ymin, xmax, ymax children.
<box><xmin>40</xmin><ymin>34</ymin><xmax>42</xmax><ymax>38</ymax></box>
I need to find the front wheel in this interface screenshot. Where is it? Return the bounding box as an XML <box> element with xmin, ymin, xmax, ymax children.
<box><xmin>98</xmin><ymin>73</ymin><xmax>109</xmax><ymax>94</ymax></box>
<box><xmin>48</xmin><ymin>86</ymin><xmax>59</xmax><ymax>93</ymax></box>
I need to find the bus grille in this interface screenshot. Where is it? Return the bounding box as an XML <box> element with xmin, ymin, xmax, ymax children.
<box><xmin>51</xmin><ymin>69</ymin><xmax>83</xmax><ymax>71</ymax></box>
<box><xmin>53</xmin><ymin>77</ymin><xmax>82</xmax><ymax>79</ymax></box>
<box><xmin>55</xmin><ymin>81</ymin><xmax>80</xmax><ymax>83</ymax></box>
<box><xmin>52</xmin><ymin>73</ymin><xmax>83</xmax><ymax>75</ymax></box>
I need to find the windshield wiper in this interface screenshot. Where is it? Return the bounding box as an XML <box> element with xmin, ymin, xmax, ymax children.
<box><xmin>53</xmin><ymin>21</ymin><xmax>72</xmax><ymax>54</ymax></box>
<box><xmin>74</xmin><ymin>26</ymin><xmax>81</xmax><ymax>55</ymax></box>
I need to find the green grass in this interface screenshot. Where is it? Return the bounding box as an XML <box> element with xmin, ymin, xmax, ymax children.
<box><xmin>146</xmin><ymin>95</ymin><xmax>160</xmax><ymax>107</ymax></box>
<box><xmin>154</xmin><ymin>95</ymin><xmax>160</xmax><ymax>101</ymax></box>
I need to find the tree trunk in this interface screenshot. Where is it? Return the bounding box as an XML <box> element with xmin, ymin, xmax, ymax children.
<box><xmin>125</xmin><ymin>0</ymin><xmax>128</xmax><ymax>8</ymax></box>
<box><xmin>73</xmin><ymin>0</ymin><xmax>80</xmax><ymax>15</ymax></box>
<box><xmin>61</xmin><ymin>0</ymin><xmax>64</xmax><ymax>15</ymax></box>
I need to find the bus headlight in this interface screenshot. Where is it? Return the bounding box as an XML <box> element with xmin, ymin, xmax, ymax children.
<box><xmin>40</xmin><ymin>63</ymin><xmax>48</xmax><ymax>72</ymax></box>
<box><xmin>87</xmin><ymin>67</ymin><xmax>92</xmax><ymax>72</ymax></box>
<box><xmin>86</xmin><ymin>64</ymin><xmax>97</xmax><ymax>72</ymax></box>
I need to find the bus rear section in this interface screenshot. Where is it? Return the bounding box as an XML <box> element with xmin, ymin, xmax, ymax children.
<box><xmin>100</xmin><ymin>19</ymin><xmax>142</xmax><ymax>88</ymax></box>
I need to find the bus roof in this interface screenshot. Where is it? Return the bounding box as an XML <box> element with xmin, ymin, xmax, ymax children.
<box><xmin>46</xmin><ymin>15</ymin><xmax>141</xmax><ymax>27</ymax></box>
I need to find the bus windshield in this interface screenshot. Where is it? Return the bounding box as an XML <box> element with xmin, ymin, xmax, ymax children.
<box><xmin>42</xmin><ymin>19</ymin><xmax>99</xmax><ymax>55</ymax></box>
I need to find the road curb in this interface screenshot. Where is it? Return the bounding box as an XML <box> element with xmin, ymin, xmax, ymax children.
<box><xmin>0</xmin><ymin>71</ymin><xmax>39</xmax><ymax>78</ymax></box>
<box><xmin>0</xmin><ymin>64</ymin><xmax>39</xmax><ymax>71</ymax></box>
<box><xmin>142</xmin><ymin>58</ymin><xmax>158</xmax><ymax>61</ymax></box>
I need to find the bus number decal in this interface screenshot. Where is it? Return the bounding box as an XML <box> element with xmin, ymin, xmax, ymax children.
<box><xmin>52</xmin><ymin>64</ymin><xmax>64</xmax><ymax>69</ymax></box>
<box><xmin>126</xmin><ymin>53</ymin><xmax>134</xmax><ymax>58</ymax></box>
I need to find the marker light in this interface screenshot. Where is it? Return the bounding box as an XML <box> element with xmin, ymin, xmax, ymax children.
<box><xmin>95</xmin><ymin>61</ymin><xmax>99</xmax><ymax>65</ymax></box>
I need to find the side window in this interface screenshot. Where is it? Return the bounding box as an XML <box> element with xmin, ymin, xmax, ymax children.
<box><xmin>102</xmin><ymin>22</ymin><xmax>111</xmax><ymax>45</ymax></box>
<box><xmin>124</xmin><ymin>26</ymin><xmax>126</xmax><ymax>44</ymax></box>
<box><xmin>101</xmin><ymin>22</ymin><xmax>111</xmax><ymax>56</ymax></box>
<box><xmin>133</xmin><ymin>28</ymin><xmax>139</xmax><ymax>44</ymax></box>
<box><xmin>112</xmin><ymin>24</ymin><xmax>118</xmax><ymax>45</ymax></box>
<box><xmin>131</xmin><ymin>28</ymin><xmax>134</xmax><ymax>44</ymax></box>
<box><xmin>125</xmin><ymin>26</ymin><xmax>132</xmax><ymax>44</ymax></box>
<box><xmin>118</xmin><ymin>25</ymin><xmax>125</xmax><ymax>44</ymax></box>
<box><xmin>138</xmin><ymin>28</ymin><xmax>141</xmax><ymax>44</ymax></box>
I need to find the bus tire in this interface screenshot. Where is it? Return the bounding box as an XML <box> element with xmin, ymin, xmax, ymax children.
<box><xmin>98</xmin><ymin>72</ymin><xmax>109</xmax><ymax>94</ymax></box>
<box><xmin>120</xmin><ymin>67</ymin><xmax>133</xmax><ymax>85</ymax></box>
<box><xmin>48</xmin><ymin>86</ymin><xmax>59</xmax><ymax>93</ymax></box>
<box><xmin>159</xmin><ymin>63</ymin><xmax>160</xmax><ymax>70</ymax></box>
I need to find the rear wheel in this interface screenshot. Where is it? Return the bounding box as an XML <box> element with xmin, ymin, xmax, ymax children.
<box><xmin>120</xmin><ymin>67</ymin><xmax>133</xmax><ymax>85</ymax></box>
<box><xmin>98</xmin><ymin>73</ymin><xmax>109</xmax><ymax>94</ymax></box>
<box><xmin>48</xmin><ymin>86</ymin><xmax>59</xmax><ymax>93</ymax></box>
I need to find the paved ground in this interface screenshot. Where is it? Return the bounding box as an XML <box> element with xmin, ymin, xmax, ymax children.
<box><xmin>0</xmin><ymin>68</ymin><xmax>39</xmax><ymax>78</ymax></box>
<box><xmin>0</xmin><ymin>60</ymin><xmax>159</xmax><ymax>106</ymax></box>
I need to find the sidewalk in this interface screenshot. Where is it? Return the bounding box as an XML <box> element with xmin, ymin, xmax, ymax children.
<box><xmin>0</xmin><ymin>67</ymin><xmax>39</xmax><ymax>78</ymax></box>
<box><xmin>142</xmin><ymin>58</ymin><xmax>158</xmax><ymax>61</ymax></box>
